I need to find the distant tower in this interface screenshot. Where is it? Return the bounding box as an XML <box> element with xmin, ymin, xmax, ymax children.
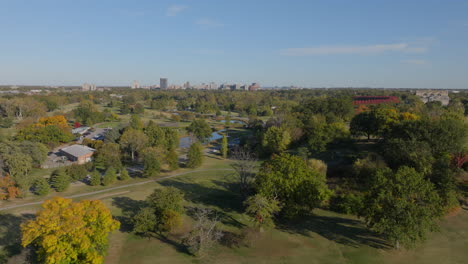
<box><xmin>249</xmin><ymin>83</ymin><xmax>260</xmax><ymax>91</ymax></box>
<box><xmin>82</xmin><ymin>83</ymin><xmax>96</xmax><ymax>91</ymax></box>
<box><xmin>160</xmin><ymin>78</ymin><xmax>168</xmax><ymax>90</ymax></box>
<box><xmin>131</xmin><ymin>80</ymin><xmax>140</xmax><ymax>89</ymax></box>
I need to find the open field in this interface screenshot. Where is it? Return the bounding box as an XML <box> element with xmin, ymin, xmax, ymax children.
<box><xmin>1</xmin><ymin>154</ymin><xmax>467</xmax><ymax>264</ymax></box>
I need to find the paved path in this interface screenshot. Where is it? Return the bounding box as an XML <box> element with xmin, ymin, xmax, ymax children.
<box><xmin>0</xmin><ymin>168</ymin><xmax>234</xmax><ymax>212</ymax></box>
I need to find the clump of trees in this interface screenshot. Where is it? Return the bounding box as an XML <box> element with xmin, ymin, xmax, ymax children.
<box><xmin>16</xmin><ymin>115</ymin><xmax>74</xmax><ymax>147</ymax></box>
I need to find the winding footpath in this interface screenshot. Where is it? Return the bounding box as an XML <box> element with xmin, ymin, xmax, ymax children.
<box><xmin>0</xmin><ymin>168</ymin><xmax>234</xmax><ymax>212</ymax></box>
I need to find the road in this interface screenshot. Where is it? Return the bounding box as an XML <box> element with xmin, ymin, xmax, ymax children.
<box><xmin>0</xmin><ymin>168</ymin><xmax>234</xmax><ymax>212</ymax></box>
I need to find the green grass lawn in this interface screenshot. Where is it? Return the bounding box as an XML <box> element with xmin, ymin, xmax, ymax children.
<box><xmin>1</xmin><ymin>155</ymin><xmax>467</xmax><ymax>263</ymax></box>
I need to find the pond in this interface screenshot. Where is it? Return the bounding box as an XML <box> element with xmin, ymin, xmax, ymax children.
<box><xmin>220</xmin><ymin>119</ymin><xmax>246</xmax><ymax>125</ymax></box>
<box><xmin>179</xmin><ymin>129</ymin><xmax>226</xmax><ymax>149</ymax></box>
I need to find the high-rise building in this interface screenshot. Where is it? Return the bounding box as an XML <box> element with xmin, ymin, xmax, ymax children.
<box><xmin>208</xmin><ymin>82</ymin><xmax>217</xmax><ymax>90</ymax></box>
<box><xmin>249</xmin><ymin>83</ymin><xmax>260</xmax><ymax>91</ymax></box>
<box><xmin>183</xmin><ymin>81</ymin><xmax>191</xmax><ymax>89</ymax></box>
<box><xmin>82</xmin><ymin>83</ymin><xmax>96</xmax><ymax>91</ymax></box>
<box><xmin>160</xmin><ymin>78</ymin><xmax>168</xmax><ymax>89</ymax></box>
<box><xmin>131</xmin><ymin>80</ymin><xmax>140</xmax><ymax>89</ymax></box>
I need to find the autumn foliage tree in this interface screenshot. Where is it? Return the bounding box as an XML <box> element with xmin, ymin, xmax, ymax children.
<box><xmin>0</xmin><ymin>174</ymin><xmax>20</xmax><ymax>200</ymax></box>
<box><xmin>21</xmin><ymin>197</ymin><xmax>120</xmax><ymax>264</ymax></box>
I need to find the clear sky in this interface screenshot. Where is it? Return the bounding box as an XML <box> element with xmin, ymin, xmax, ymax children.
<box><xmin>1</xmin><ymin>0</ymin><xmax>468</xmax><ymax>88</ymax></box>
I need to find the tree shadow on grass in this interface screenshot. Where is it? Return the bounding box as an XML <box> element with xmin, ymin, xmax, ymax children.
<box><xmin>111</xmin><ymin>197</ymin><xmax>147</xmax><ymax>233</ymax></box>
<box><xmin>0</xmin><ymin>213</ymin><xmax>35</xmax><ymax>261</ymax></box>
<box><xmin>159</xmin><ymin>179</ymin><xmax>244</xmax><ymax>213</ymax></box>
<box><xmin>279</xmin><ymin>213</ymin><xmax>390</xmax><ymax>249</ymax></box>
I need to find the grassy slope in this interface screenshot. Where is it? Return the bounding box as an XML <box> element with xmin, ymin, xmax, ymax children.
<box><xmin>1</xmin><ymin>156</ymin><xmax>467</xmax><ymax>264</ymax></box>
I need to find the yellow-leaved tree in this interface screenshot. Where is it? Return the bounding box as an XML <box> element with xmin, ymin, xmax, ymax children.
<box><xmin>21</xmin><ymin>197</ymin><xmax>120</xmax><ymax>264</ymax></box>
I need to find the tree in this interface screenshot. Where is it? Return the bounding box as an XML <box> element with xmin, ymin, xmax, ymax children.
<box><xmin>102</xmin><ymin>167</ymin><xmax>117</xmax><ymax>186</ymax></box>
<box><xmin>103</xmin><ymin>128</ymin><xmax>120</xmax><ymax>143</ymax></box>
<box><xmin>49</xmin><ymin>168</ymin><xmax>70</xmax><ymax>192</ymax></box>
<box><xmin>94</xmin><ymin>143</ymin><xmax>122</xmax><ymax>170</ymax></box>
<box><xmin>183</xmin><ymin>208</ymin><xmax>223</xmax><ymax>257</ymax></box>
<box><xmin>18</xmin><ymin>141</ymin><xmax>48</xmax><ymax>167</ymax></box>
<box><xmin>244</xmin><ymin>194</ymin><xmax>281</xmax><ymax>230</ymax></box>
<box><xmin>187</xmin><ymin>142</ymin><xmax>203</xmax><ymax>168</ymax></box>
<box><xmin>142</xmin><ymin>147</ymin><xmax>161</xmax><ymax>178</ymax></box>
<box><xmin>16</xmin><ymin>115</ymin><xmax>74</xmax><ymax>146</ymax></box>
<box><xmin>120</xmin><ymin>128</ymin><xmax>148</xmax><ymax>161</ymax></box>
<box><xmin>89</xmin><ymin>170</ymin><xmax>101</xmax><ymax>186</ymax></box>
<box><xmin>163</xmin><ymin>128</ymin><xmax>179</xmax><ymax>150</ymax></box>
<box><xmin>2</xmin><ymin>152</ymin><xmax>33</xmax><ymax>191</ymax></box>
<box><xmin>231</xmin><ymin>147</ymin><xmax>258</xmax><ymax>196</ymax></box>
<box><xmin>261</xmin><ymin>126</ymin><xmax>291</xmax><ymax>155</ymax></box>
<box><xmin>350</xmin><ymin>111</ymin><xmax>377</xmax><ymax>140</ymax></box>
<box><xmin>255</xmin><ymin>154</ymin><xmax>332</xmax><ymax>218</ymax></box>
<box><xmin>133</xmin><ymin>103</ymin><xmax>145</xmax><ymax>114</ymax></box>
<box><xmin>119</xmin><ymin>168</ymin><xmax>130</xmax><ymax>181</ymax></box>
<box><xmin>133</xmin><ymin>207</ymin><xmax>158</xmax><ymax>238</ymax></box>
<box><xmin>220</xmin><ymin>134</ymin><xmax>228</xmax><ymax>159</ymax></box>
<box><xmin>362</xmin><ymin>166</ymin><xmax>443</xmax><ymax>249</ymax></box>
<box><xmin>33</xmin><ymin>177</ymin><xmax>50</xmax><ymax>196</ymax></box>
<box><xmin>133</xmin><ymin>187</ymin><xmax>185</xmax><ymax>237</ymax></box>
<box><xmin>21</xmin><ymin>197</ymin><xmax>119</xmax><ymax>264</ymax></box>
<box><xmin>0</xmin><ymin>174</ymin><xmax>20</xmax><ymax>200</ymax></box>
<box><xmin>66</xmin><ymin>164</ymin><xmax>88</xmax><ymax>181</ymax></box>
<box><xmin>166</xmin><ymin>148</ymin><xmax>179</xmax><ymax>171</ymax></box>
<box><xmin>129</xmin><ymin>114</ymin><xmax>144</xmax><ymax>130</ymax></box>
<box><xmin>146</xmin><ymin>187</ymin><xmax>185</xmax><ymax>214</ymax></box>
<box><xmin>186</xmin><ymin>119</ymin><xmax>212</xmax><ymax>142</ymax></box>
<box><xmin>145</xmin><ymin>121</ymin><xmax>166</xmax><ymax>147</ymax></box>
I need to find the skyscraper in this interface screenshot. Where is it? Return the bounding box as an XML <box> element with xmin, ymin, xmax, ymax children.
<box><xmin>160</xmin><ymin>78</ymin><xmax>168</xmax><ymax>90</ymax></box>
<box><xmin>131</xmin><ymin>80</ymin><xmax>140</xmax><ymax>89</ymax></box>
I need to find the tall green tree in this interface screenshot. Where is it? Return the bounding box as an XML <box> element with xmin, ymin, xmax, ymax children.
<box><xmin>166</xmin><ymin>148</ymin><xmax>179</xmax><ymax>171</ymax></box>
<box><xmin>186</xmin><ymin>119</ymin><xmax>212</xmax><ymax>142</ymax></box>
<box><xmin>120</xmin><ymin>128</ymin><xmax>148</xmax><ymax>161</ymax></box>
<box><xmin>129</xmin><ymin>114</ymin><xmax>144</xmax><ymax>130</ymax></box>
<box><xmin>220</xmin><ymin>134</ymin><xmax>228</xmax><ymax>159</ymax></box>
<box><xmin>142</xmin><ymin>147</ymin><xmax>161</xmax><ymax>178</ymax></box>
<box><xmin>145</xmin><ymin>121</ymin><xmax>166</xmax><ymax>147</ymax></box>
<box><xmin>33</xmin><ymin>177</ymin><xmax>50</xmax><ymax>196</ymax></box>
<box><xmin>89</xmin><ymin>170</ymin><xmax>101</xmax><ymax>186</ymax></box>
<box><xmin>133</xmin><ymin>187</ymin><xmax>185</xmax><ymax>237</ymax></box>
<box><xmin>187</xmin><ymin>142</ymin><xmax>203</xmax><ymax>168</ymax></box>
<box><xmin>362</xmin><ymin>166</ymin><xmax>443</xmax><ymax>249</ymax></box>
<box><xmin>255</xmin><ymin>154</ymin><xmax>332</xmax><ymax>218</ymax></box>
<box><xmin>49</xmin><ymin>168</ymin><xmax>70</xmax><ymax>192</ymax></box>
<box><xmin>261</xmin><ymin>126</ymin><xmax>291</xmax><ymax>155</ymax></box>
<box><xmin>94</xmin><ymin>143</ymin><xmax>122</xmax><ymax>170</ymax></box>
<box><xmin>102</xmin><ymin>167</ymin><xmax>117</xmax><ymax>186</ymax></box>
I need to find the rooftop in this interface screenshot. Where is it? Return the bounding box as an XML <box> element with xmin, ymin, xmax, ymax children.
<box><xmin>60</xmin><ymin>145</ymin><xmax>95</xmax><ymax>158</ymax></box>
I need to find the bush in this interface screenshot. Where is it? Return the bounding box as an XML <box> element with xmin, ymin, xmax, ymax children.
<box><xmin>120</xmin><ymin>168</ymin><xmax>130</xmax><ymax>181</ymax></box>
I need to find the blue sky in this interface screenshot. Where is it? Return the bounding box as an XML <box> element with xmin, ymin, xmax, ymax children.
<box><xmin>1</xmin><ymin>0</ymin><xmax>468</xmax><ymax>88</ymax></box>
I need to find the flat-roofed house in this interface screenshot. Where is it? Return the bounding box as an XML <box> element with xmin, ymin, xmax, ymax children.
<box><xmin>60</xmin><ymin>145</ymin><xmax>95</xmax><ymax>164</ymax></box>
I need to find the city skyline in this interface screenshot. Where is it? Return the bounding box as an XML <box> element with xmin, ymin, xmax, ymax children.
<box><xmin>1</xmin><ymin>0</ymin><xmax>468</xmax><ymax>88</ymax></box>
